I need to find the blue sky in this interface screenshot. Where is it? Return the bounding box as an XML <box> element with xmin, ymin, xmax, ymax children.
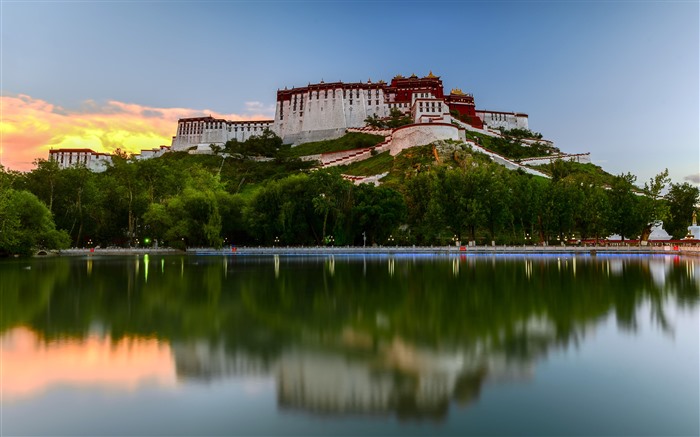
<box><xmin>2</xmin><ymin>1</ymin><xmax>698</xmax><ymax>186</ymax></box>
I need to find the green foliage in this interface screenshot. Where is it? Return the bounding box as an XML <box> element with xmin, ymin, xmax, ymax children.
<box><xmin>364</xmin><ymin>107</ymin><xmax>413</xmax><ymax>129</ymax></box>
<box><xmin>284</xmin><ymin>133</ymin><xmax>384</xmax><ymax>158</ymax></box>
<box><xmin>465</xmin><ymin>131</ymin><xmax>558</xmax><ymax>160</ymax></box>
<box><xmin>665</xmin><ymin>182</ymin><xmax>700</xmax><ymax>239</ymax></box>
<box><xmin>223</xmin><ymin>128</ymin><xmax>287</xmax><ymax>158</ymax></box>
<box><xmin>352</xmin><ymin>184</ymin><xmax>407</xmax><ymax>245</ymax></box>
<box><xmin>0</xmin><ymin>187</ymin><xmax>70</xmax><ymax>256</ymax></box>
<box><xmin>500</xmin><ymin>128</ymin><xmax>543</xmax><ymax>140</ymax></box>
<box><xmin>10</xmin><ymin>134</ymin><xmax>678</xmax><ymax>248</ymax></box>
<box><xmin>339</xmin><ymin>151</ymin><xmax>394</xmax><ymax>176</ymax></box>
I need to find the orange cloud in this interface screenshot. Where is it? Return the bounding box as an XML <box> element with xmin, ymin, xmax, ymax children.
<box><xmin>1</xmin><ymin>327</ymin><xmax>176</xmax><ymax>402</ymax></box>
<box><xmin>0</xmin><ymin>94</ymin><xmax>273</xmax><ymax>171</ymax></box>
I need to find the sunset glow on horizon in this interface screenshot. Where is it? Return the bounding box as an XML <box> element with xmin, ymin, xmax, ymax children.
<box><xmin>0</xmin><ymin>94</ymin><xmax>274</xmax><ymax>171</ymax></box>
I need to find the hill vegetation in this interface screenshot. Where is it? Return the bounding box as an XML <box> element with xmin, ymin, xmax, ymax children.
<box><xmin>1</xmin><ymin>131</ymin><xmax>697</xmax><ymax>256</ymax></box>
<box><xmin>283</xmin><ymin>132</ymin><xmax>384</xmax><ymax>157</ymax></box>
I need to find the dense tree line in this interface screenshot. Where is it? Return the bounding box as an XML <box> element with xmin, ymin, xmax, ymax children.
<box><xmin>0</xmin><ymin>133</ymin><xmax>698</xmax><ymax>255</ymax></box>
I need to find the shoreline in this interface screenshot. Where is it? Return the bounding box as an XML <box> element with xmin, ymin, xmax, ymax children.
<box><xmin>53</xmin><ymin>245</ymin><xmax>700</xmax><ymax>257</ymax></box>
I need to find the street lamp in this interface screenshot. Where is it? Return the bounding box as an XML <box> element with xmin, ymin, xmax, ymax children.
<box><xmin>388</xmin><ymin>234</ymin><xmax>395</xmax><ymax>246</ymax></box>
<box><xmin>274</xmin><ymin>236</ymin><xmax>280</xmax><ymax>246</ymax></box>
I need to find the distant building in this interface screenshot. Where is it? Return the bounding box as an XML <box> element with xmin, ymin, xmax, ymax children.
<box><xmin>49</xmin><ymin>148</ymin><xmax>112</xmax><ymax>172</ymax></box>
<box><xmin>133</xmin><ymin>145</ymin><xmax>171</xmax><ymax>160</ymax></box>
<box><xmin>48</xmin><ymin>145</ymin><xmax>172</xmax><ymax>172</ymax></box>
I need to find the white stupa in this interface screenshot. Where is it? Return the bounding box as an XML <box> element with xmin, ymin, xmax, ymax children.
<box><xmin>687</xmin><ymin>211</ymin><xmax>700</xmax><ymax>239</ymax></box>
<box><xmin>648</xmin><ymin>222</ymin><xmax>672</xmax><ymax>240</ymax></box>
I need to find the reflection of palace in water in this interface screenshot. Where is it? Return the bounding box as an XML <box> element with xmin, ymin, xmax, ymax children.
<box><xmin>4</xmin><ymin>254</ymin><xmax>697</xmax><ymax>421</ymax></box>
<box><xmin>169</xmin><ymin>316</ymin><xmax>563</xmax><ymax>419</ymax></box>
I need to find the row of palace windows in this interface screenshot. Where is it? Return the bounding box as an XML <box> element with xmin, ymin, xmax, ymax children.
<box><xmin>489</xmin><ymin>113</ymin><xmax>510</xmax><ymax>121</ymax></box>
<box><xmin>56</xmin><ymin>154</ymin><xmax>89</xmax><ymax>165</ymax></box>
<box><xmin>303</xmin><ymin>88</ymin><xmax>382</xmax><ymax>100</ymax></box>
<box><xmin>419</xmin><ymin>102</ymin><xmax>442</xmax><ymax>112</ymax></box>
<box><xmin>180</xmin><ymin>123</ymin><xmax>270</xmax><ymax>135</ymax></box>
<box><xmin>288</xmin><ymin>97</ymin><xmax>383</xmax><ymax>114</ymax></box>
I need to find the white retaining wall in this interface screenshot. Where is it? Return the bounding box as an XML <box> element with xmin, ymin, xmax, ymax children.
<box><xmin>389</xmin><ymin>124</ymin><xmax>464</xmax><ymax>156</ymax></box>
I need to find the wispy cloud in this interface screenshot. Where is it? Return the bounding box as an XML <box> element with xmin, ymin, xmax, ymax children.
<box><xmin>244</xmin><ymin>101</ymin><xmax>275</xmax><ymax>117</ymax></box>
<box><xmin>0</xmin><ymin>94</ymin><xmax>272</xmax><ymax>171</ymax></box>
<box><xmin>684</xmin><ymin>173</ymin><xmax>700</xmax><ymax>185</ymax></box>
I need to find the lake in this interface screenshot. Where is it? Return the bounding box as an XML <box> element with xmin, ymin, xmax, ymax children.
<box><xmin>2</xmin><ymin>254</ymin><xmax>698</xmax><ymax>436</ymax></box>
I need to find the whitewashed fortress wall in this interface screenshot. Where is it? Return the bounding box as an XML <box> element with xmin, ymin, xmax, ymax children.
<box><xmin>274</xmin><ymin>81</ymin><xmax>389</xmax><ymax>145</ymax></box>
<box><xmin>475</xmin><ymin>110</ymin><xmax>528</xmax><ymax>130</ymax></box>
<box><xmin>171</xmin><ymin>117</ymin><xmax>274</xmax><ymax>151</ymax></box>
<box><xmin>49</xmin><ymin>149</ymin><xmax>113</xmax><ymax>172</ymax></box>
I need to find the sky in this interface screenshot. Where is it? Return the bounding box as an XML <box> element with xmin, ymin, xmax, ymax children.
<box><xmin>1</xmin><ymin>1</ymin><xmax>698</xmax><ymax>187</ymax></box>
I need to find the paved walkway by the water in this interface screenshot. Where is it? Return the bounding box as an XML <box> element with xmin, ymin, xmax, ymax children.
<box><xmin>54</xmin><ymin>245</ymin><xmax>699</xmax><ymax>257</ymax></box>
<box><xmin>188</xmin><ymin>245</ymin><xmax>699</xmax><ymax>256</ymax></box>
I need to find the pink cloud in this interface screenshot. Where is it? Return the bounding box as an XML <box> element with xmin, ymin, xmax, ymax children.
<box><xmin>0</xmin><ymin>94</ymin><xmax>273</xmax><ymax>171</ymax></box>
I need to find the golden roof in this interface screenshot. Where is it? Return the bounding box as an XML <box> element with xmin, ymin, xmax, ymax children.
<box><xmin>426</xmin><ymin>71</ymin><xmax>437</xmax><ymax>78</ymax></box>
<box><xmin>451</xmin><ymin>88</ymin><xmax>465</xmax><ymax>95</ymax></box>
<box><xmin>409</xmin><ymin>73</ymin><xmax>418</xmax><ymax>79</ymax></box>
<box><xmin>394</xmin><ymin>74</ymin><xmax>404</xmax><ymax>79</ymax></box>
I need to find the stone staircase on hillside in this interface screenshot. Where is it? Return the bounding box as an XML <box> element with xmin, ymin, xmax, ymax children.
<box><xmin>316</xmin><ymin>122</ymin><xmax>551</xmax><ymax>180</ymax></box>
<box><xmin>320</xmin><ymin>130</ymin><xmax>393</xmax><ymax>168</ymax></box>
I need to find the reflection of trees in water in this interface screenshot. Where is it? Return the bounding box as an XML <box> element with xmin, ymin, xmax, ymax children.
<box><xmin>2</xmin><ymin>255</ymin><xmax>698</xmax><ymax>419</ymax></box>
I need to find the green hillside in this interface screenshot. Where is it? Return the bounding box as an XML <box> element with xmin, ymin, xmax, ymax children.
<box><xmin>284</xmin><ymin>132</ymin><xmax>384</xmax><ymax>157</ymax></box>
<box><xmin>2</xmin><ymin>130</ymin><xmax>696</xmax><ymax>256</ymax></box>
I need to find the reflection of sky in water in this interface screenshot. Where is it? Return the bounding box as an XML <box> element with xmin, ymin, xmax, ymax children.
<box><xmin>2</xmin><ymin>328</ymin><xmax>176</xmax><ymax>402</ymax></box>
<box><xmin>1</xmin><ymin>255</ymin><xmax>698</xmax><ymax>436</ymax></box>
<box><xmin>4</xmin><ymin>302</ymin><xmax>696</xmax><ymax>436</ymax></box>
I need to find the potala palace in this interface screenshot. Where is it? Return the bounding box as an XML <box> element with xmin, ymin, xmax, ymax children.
<box><xmin>50</xmin><ymin>72</ymin><xmax>591</xmax><ymax>174</ymax></box>
<box><xmin>171</xmin><ymin>72</ymin><xmax>530</xmax><ymax>150</ymax></box>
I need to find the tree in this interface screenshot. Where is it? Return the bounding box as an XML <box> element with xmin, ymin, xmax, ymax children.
<box><xmin>223</xmin><ymin>129</ymin><xmax>286</xmax><ymax>158</ymax></box>
<box><xmin>0</xmin><ymin>188</ymin><xmax>70</xmax><ymax>256</ymax></box>
<box><xmin>364</xmin><ymin>108</ymin><xmax>413</xmax><ymax>129</ymax></box>
<box><xmin>352</xmin><ymin>184</ymin><xmax>407</xmax><ymax>245</ymax></box>
<box><xmin>26</xmin><ymin>159</ymin><xmax>61</xmax><ymax>213</ymax></box>
<box><xmin>105</xmin><ymin>154</ymin><xmax>146</xmax><ymax>246</ymax></box>
<box><xmin>606</xmin><ymin>173</ymin><xmax>644</xmax><ymax>240</ymax></box>
<box><xmin>665</xmin><ymin>182</ymin><xmax>700</xmax><ymax>239</ymax></box>
<box><xmin>637</xmin><ymin>169</ymin><xmax>671</xmax><ymax>240</ymax></box>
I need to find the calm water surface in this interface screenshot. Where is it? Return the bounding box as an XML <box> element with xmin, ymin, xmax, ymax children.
<box><xmin>2</xmin><ymin>254</ymin><xmax>698</xmax><ymax>436</ymax></box>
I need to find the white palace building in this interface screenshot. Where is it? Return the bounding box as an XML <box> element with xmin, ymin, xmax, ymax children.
<box><xmin>51</xmin><ymin>73</ymin><xmax>590</xmax><ymax>173</ymax></box>
<box><xmin>170</xmin><ymin>72</ymin><xmax>530</xmax><ymax>151</ymax></box>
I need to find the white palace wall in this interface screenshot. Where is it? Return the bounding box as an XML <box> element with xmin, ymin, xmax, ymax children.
<box><xmin>171</xmin><ymin>119</ymin><xmax>274</xmax><ymax>151</ymax></box>
<box><xmin>274</xmin><ymin>87</ymin><xmax>388</xmax><ymax>145</ymax></box>
<box><xmin>476</xmin><ymin>110</ymin><xmax>528</xmax><ymax>130</ymax></box>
